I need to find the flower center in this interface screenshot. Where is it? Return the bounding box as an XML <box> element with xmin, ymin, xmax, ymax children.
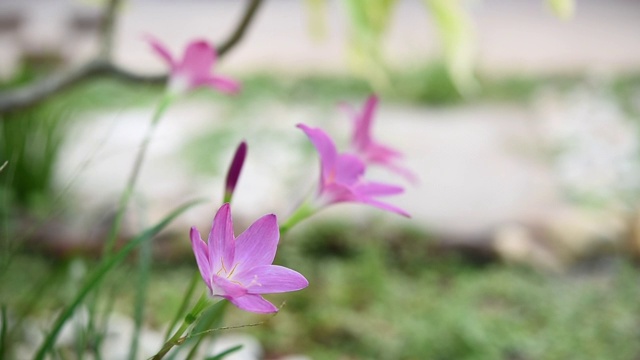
<box><xmin>217</xmin><ymin>259</ymin><xmax>240</xmax><ymax>280</ymax></box>
<box><xmin>326</xmin><ymin>169</ymin><xmax>336</xmax><ymax>184</ymax></box>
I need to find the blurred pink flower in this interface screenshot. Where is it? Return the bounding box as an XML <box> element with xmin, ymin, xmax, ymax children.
<box><xmin>342</xmin><ymin>95</ymin><xmax>416</xmax><ymax>182</ymax></box>
<box><xmin>190</xmin><ymin>203</ymin><xmax>308</xmax><ymax>313</ymax></box>
<box><xmin>298</xmin><ymin>124</ymin><xmax>410</xmax><ymax>217</ymax></box>
<box><xmin>147</xmin><ymin>36</ymin><xmax>240</xmax><ymax>95</ymax></box>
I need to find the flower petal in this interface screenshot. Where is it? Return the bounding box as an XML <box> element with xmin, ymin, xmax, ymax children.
<box><xmin>196</xmin><ymin>75</ymin><xmax>241</xmax><ymax>94</ymax></box>
<box><xmin>321</xmin><ymin>183</ymin><xmax>357</xmax><ymax>204</ymax></box>
<box><xmin>297</xmin><ymin>124</ymin><xmax>338</xmax><ymax>185</ymax></box>
<box><xmin>209</xmin><ymin>203</ymin><xmax>235</xmax><ymax>275</ymax></box>
<box><xmin>234</xmin><ymin>214</ymin><xmax>279</xmax><ymax>274</ymax></box>
<box><xmin>353</xmin><ymin>95</ymin><xmax>378</xmax><ymax>150</ymax></box>
<box><xmin>224</xmin><ymin>141</ymin><xmax>248</xmax><ymax>199</ymax></box>
<box><xmin>178</xmin><ymin>40</ymin><xmax>215</xmax><ymax>84</ymax></box>
<box><xmin>235</xmin><ymin>265</ymin><xmax>309</xmax><ymax>294</ymax></box>
<box><xmin>190</xmin><ymin>227</ymin><xmax>211</xmax><ymax>289</ymax></box>
<box><xmin>355</xmin><ymin>181</ymin><xmax>404</xmax><ymax>197</ymax></box>
<box><xmin>227</xmin><ymin>294</ymin><xmax>278</xmax><ymax>314</ymax></box>
<box><xmin>145</xmin><ymin>35</ymin><xmax>175</xmax><ymax>69</ymax></box>
<box><xmin>334</xmin><ymin>153</ymin><xmax>365</xmax><ymax>185</ymax></box>
<box><xmin>367</xmin><ymin>142</ymin><xmax>403</xmax><ymax>162</ymax></box>
<box><xmin>381</xmin><ymin>161</ymin><xmax>419</xmax><ymax>184</ymax></box>
<box><xmin>338</xmin><ymin>101</ymin><xmax>358</xmax><ymax>122</ymax></box>
<box><xmin>211</xmin><ymin>274</ymin><xmax>247</xmax><ymax>298</ymax></box>
<box><xmin>357</xmin><ymin>197</ymin><xmax>411</xmax><ymax>218</ymax></box>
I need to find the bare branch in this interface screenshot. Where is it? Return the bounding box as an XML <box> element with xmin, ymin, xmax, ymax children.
<box><xmin>217</xmin><ymin>0</ymin><xmax>264</xmax><ymax>57</ymax></box>
<box><xmin>0</xmin><ymin>60</ymin><xmax>106</xmax><ymax>112</ymax></box>
<box><xmin>0</xmin><ymin>0</ymin><xmax>264</xmax><ymax>114</ymax></box>
<box><xmin>99</xmin><ymin>0</ymin><xmax>124</xmax><ymax>58</ymax></box>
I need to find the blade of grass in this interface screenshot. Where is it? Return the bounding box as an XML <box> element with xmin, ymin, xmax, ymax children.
<box><xmin>183</xmin><ymin>301</ymin><xmax>229</xmax><ymax>360</ymax></box>
<box><xmin>0</xmin><ymin>305</ymin><xmax>7</xmax><ymax>359</ymax></box>
<box><xmin>206</xmin><ymin>345</ymin><xmax>243</xmax><ymax>360</ymax></box>
<box><xmin>163</xmin><ymin>272</ymin><xmax>199</xmax><ymax>342</ymax></box>
<box><xmin>33</xmin><ymin>198</ymin><xmax>206</xmax><ymax>360</ymax></box>
<box><xmin>89</xmin><ymin>285</ymin><xmax>118</xmax><ymax>360</ymax></box>
<box><xmin>166</xmin><ymin>300</ymin><xmax>228</xmax><ymax>360</ymax></box>
<box><xmin>128</xmin><ymin>221</ymin><xmax>153</xmax><ymax>360</ymax></box>
<box><xmin>4</xmin><ymin>257</ymin><xmax>67</xmax><ymax>350</ymax></box>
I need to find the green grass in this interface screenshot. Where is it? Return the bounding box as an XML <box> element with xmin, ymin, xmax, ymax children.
<box><xmin>2</xmin><ymin>222</ymin><xmax>640</xmax><ymax>359</ymax></box>
<box><xmin>3</xmin><ymin>64</ymin><xmax>640</xmax><ymax>359</ymax></box>
<box><xmin>253</xmin><ymin>222</ymin><xmax>640</xmax><ymax>359</ymax></box>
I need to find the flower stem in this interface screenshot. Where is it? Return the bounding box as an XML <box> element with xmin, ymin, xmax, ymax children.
<box><xmin>103</xmin><ymin>93</ymin><xmax>174</xmax><ymax>255</ymax></box>
<box><xmin>279</xmin><ymin>201</ymin><xmax>316</xmax><ymax>236</ymax></box>
<box><xmin>163</xmin><ymin>272</ymin><xmax>199</xmax><ymax>342</ymax></box>
<box><xmin>151</xmin><ymin>293</ymin><xmax>211</xmax><ymax>360</ymax></box>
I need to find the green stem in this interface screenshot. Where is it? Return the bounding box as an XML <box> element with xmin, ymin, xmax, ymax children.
<box><xmin>103</xmin><ymin>93</ymin><xmax>174</xmax><ymax>255</ymax></box>
<box><xmin>163</xmin><ymin>273</ymin><xmax>199</xmax><ymax>342</ymax></box>
<box><xmin>279</xmin><ymin>200</ymin><xmax>317</xmax><ymax>236</ymax></box>
<box><xmin>32</xmin><ymin>199</ymin><xmax>204</xmax><ymax>360</ymax></box>
<box><xmin>151</xmin><ymin>293</ymin><xmax>211</xmax><ymax>360</ymax></box>
<box><xmin>128</xmin><ymin>211</ymin><xmax>152</xmax><ymax>360</ymax></box>
<box><xmin>0</xmin><ymin>305</ymin><xmax>7</xmax><ymax>359</ymax></box>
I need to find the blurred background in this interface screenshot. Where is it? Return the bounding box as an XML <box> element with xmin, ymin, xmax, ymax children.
<box><xmin>1</xmin><ymin>0</ymin><xmax>640</xmax><ymax>359</ymax></box>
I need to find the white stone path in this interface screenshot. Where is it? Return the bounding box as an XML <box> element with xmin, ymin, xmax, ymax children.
<box><xmin>2</xmin><ymin>0</ymin><xmax>639</xmax><ymax>238</ymax></box>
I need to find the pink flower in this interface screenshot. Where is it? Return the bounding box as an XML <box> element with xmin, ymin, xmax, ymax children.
<box><xmin>224</xmin><ymin>141</ymin><xmax>247</xmax><ymax>203</ymax></box>
<box><xmin>190</xmin><ymin>203</ymin><xmax>308</xmax><ymax>313</ymax></box>
<box><xmin>298</xmin><ymin>124</ymin><xmax>410</xmax><ymax>217</ymax></box>
<box><xmin>342</xmin><ymin>95</ymin><xmax>416</xmax><ymax>182</ymax></box>
<box><xmin>147</xmin><ymin>36</ymin><xmax>241</xmax><ymax>95</ymax></box>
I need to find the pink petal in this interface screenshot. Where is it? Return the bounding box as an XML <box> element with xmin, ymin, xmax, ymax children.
<box><xmin>224</xmin><ymin>141</ymin><xmax>247</xmax><ymax>197</ymax></box>
<box><xmin>145</xmin><ymin>35</ymin><xmax>175</xmax><ymax>69</ymax></box>
<box><xmin>355</xmin><ymin>182</ymin><xmax>404</xmax><ymax>197</ymax></box>
<box><xmin>190</xmin><ymin>227</ymin><xmax>211</xmax><ymax>289</ymax></box>
<box><xmin>211</xmin><ymin>274</ymin><xmax>248</xmax><ymax>298</ymax></box>
<box><xmin>196</xmin><ymin>75</ymin><xmax>242</xmax><ymax>94</ymax></box>
<box><xmin>209</xmin><ymin>203</ymin><xmax>235</xmax><ymax>275</ymax></box>
<box><xmin>382</xmin><ymin>162</ymin><xmax>419</xmax><ymax>184</ymax></box>
<box><xmin>357</xmin><ymin>197</ymin><xmax>411</xmax><ymax>218</ymax></box>
<box><xmin>321</xmin><ymin>183</ymin><xmax>357</xmax><ymax>204</ymax></box>
<box><xmin>334</xmin><ymin>153</ymin><xmax>365</xmax><ymax>185</ymax></box>
<box><xmin>234</xmin><ymin>214</ymin><xmax>279</xmax><ymax>274</ymax></box>
<box><xmin>178</xmin><ymin>40</ymin><xmax>215</xmax><ymax>83</ymax></box>
<box><xmin>338</xmin><ymin>101</ymin><xmax>358</xmax><ymax>121</ymax></box>
<box><xmin>297</xmin><ymin>124</ymin><xmax>338</xmax><ymax>184</ymax></box>
<box><xmin>353</xmin><ymin>95</ymin><xmax>378</xmax><ymax>149</ymax></box>
<box><xmin>227</xmin><ymin>294</ymin><xmax>278</xmax><ymax>314</ymax></box>
<box><xmin>235</xmin><ymin>265</ymin><xmax>308</xmax><ymax>294</ymax></box>
<box><xmin>367</xmin><ymin>142</ymin><xmax>403</xmax><ymax>162</ymax></box>
<box><xmin>364</xmin><ymin>143</ymin><xmax>418</xmax><ymax>183</ymax></box>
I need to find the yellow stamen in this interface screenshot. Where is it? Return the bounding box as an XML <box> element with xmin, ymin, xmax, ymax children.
<box><xmin>228</xmin><ymin>263</ymin><xmax>240</xmax><ymax>278</ymax></box>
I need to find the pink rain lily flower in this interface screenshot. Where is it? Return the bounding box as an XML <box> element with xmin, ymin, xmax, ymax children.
<box><xmin>190</xmin><ymin>203</ymin><xmax>308</xmax><ymax>313</ymax></box>
<box><xmin>224</xmin><ymin>141</ymin><xmax>248</xmax><ymax>203</ymax></box>
<box><xmin>342</xmin><ymin>95</ymin><xmax>416</xmax><ymax>182</ymax></box>
<box><xmin>298</xmin><ymin>124</ymin><xmax>410</xmax><ymax>217</ymax></box>
<box><xmin>147</xmin><ymin>36</ymin><xmax>241</xmax><ymax>95</ymax></box>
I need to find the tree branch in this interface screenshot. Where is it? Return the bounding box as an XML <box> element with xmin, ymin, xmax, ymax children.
<box><xmin>99</xmin><ymin>0</ymin><xmax>123</xmax><ymax>58</ymax></box>
<box><xmin>217</xmin><ymin>0</ymin><xmax>263</xmax><ymax>57</ymax></box>
<box><xmin>0</xmin><ymin>0</ymin><xmax>264</xmax><ymax>114</ymax></box>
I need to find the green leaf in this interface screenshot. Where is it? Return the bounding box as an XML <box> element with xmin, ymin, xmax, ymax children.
<box><xmin>182</xmin><ymin>301</ymin><xmax>230</xmax><ymax>360</ymax></box>
<box><xmin>33</xmin><ymin>198</ymin><xmax>206</xmax><ymax>360</ymax></box>
<box><xmin>128</xmin><ymin>219</ymin><xmax>154</xmax><ymax>360</ymax></box>
<box><xmin>206</xmin><ymin>345</ymin><xmax>243</xmax><ymax>360</ymax></box>
<box><xmin>546</xmin><ymin>0</ymin><xmax>575</xmax><ymax>20</ymax></box>
<box><xmin>344</xmin><ymin>0</ymin><xmax>399</xmax><ymax>87</ymax></box>
<box><xmin>304</xmin><ymin>0</ymin><xmax>327</xmax><ymax>40</ymax></box>
<box><xmin>423</xmin><ymin>0</ymin><xmax>477</xmax><ymax>96</ymax></box>
<box><xmin>163</xmin><ymin>273</ymin><xmax>199</xmax><ymax>342</ymax></box>
<box><xmin>0</xmin><ymin>305</ymin><xmax>7</xmax><ymax>359</ymax></box>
